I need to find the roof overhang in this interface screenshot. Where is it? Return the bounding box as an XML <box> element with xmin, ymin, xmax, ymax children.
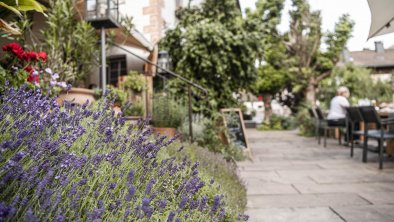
<box><xmin>111</xmin><ymin>27</ymin><xmax>154</xmax><ymax>52</ymax></box>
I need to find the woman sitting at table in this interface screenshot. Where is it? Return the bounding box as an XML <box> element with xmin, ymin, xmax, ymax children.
<box><xmin>327</xmin><ymin>86</ymin><xmax>350</xmax><ymax>127</ymax></box>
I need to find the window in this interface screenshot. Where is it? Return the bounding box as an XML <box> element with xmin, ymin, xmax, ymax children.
<box><xmin>107</xmin><ymin>55</ymin><xmax>127</xmax><ymax>87</ymax></box>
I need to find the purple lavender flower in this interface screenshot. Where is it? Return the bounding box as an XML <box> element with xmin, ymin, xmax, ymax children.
<box><xmin>79</xmin><ymin>178</ymin><xmax>87</xmax><ymax>186</ymax></box>
<box><xmin>158</xmin><ymin>199</ymin><xmax>167</xmax><ymax>212</ymax></box>
<box><xmin>145</xmin><ymin>179</ymin><xmax>156</xmax><ymax>194</ymax></box>
<box><xmin>199</xmin><ymin>196</ymin><xmax>208</xmax><ymax>212</ymax></box>
<box><xmin>123</xmin><ymin>206</ymin><xmax>130</xmax><ymax>220</ymax></box>
<box><xmin>24</xmin><ymin>208</ymin><xmax>39</xmax><ymax>222</ymax></box>
<box><xmin>211</xmin><ymin>195</ymin><xmax>221</xmax><ymax>213</ymax></box>
<box><xmin>167</xmin><ymin>211</ymin><xmax>176</xmax><ymax>222</ymax></box>
<box><xmin>108</xmin><ymin>182</ymin><xmax>116</xmax><ymax>190</ymax></box>
<box><xmin>124</xmin><ymin>185</ymin><xmax>136</xmax><ymax>201</ymax></box>
<box><xmin>177</xmin><ymin>146</ymin><xmax>184</xmax><ymax>152</ymax></box>
<box><xmin>127</xmin><ymin>170</ymin><xmax>135</xmax><ymax>184</ymax></box>
<box><xmin>178</xmin><ymin>195</ymin><xmax>188</xmax><ymax>209</ymax></box>
<box><xmin>0</xmin><ymin>202</ymin><xmax>15</xmax><ymax>219</ymax></box>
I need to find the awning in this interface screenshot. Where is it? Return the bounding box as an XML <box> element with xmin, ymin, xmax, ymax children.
<box><xmin>368</xmin><ymin>0</ymin><xmax>394</xmax><ymax>39</ymax></box>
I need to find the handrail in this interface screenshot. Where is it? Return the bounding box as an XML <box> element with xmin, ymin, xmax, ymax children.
<box><xmin>112</xmin><ymin>43</ymin><xmax>208</xmax><ymax>94</ymax></box>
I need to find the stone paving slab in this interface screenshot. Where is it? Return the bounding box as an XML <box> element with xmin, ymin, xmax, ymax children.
<box><xmin>358</xmin><ymin>191</ymin><xmax>394</xmax><ymax>205</ymax></box>
<box><xmin>246</xmin><ymin>207</ymin><xmax>344</xmax><ymax>222</ymax></box>
<box><xmin>239</xmin><ymin>129</ymin><xmax>394</xmax><ymax>222</ymax></box>
<box><xmin>293</xmin><ymin>182</ymin><xmax>394</xmax><ymax>194</ymax></box>
<box><xmin>246</xmin><ymin>183</ymin><xmax>299</xmax><ymax>195</ymax></box>
<box><xmin>247</xmin><ymin>193</ymin><xmax>370</xmax><ymax>209</ymax></box>
<box><xmin>332</xmin><ymin>205</ymin><xmax>394</xmax><ymax>222</ymax></box>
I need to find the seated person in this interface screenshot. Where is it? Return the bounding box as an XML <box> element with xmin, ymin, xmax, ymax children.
<box><xmin>327</xmin><ymin>86</ymin><xmax>350</xmax><ymax>127</ymax></box>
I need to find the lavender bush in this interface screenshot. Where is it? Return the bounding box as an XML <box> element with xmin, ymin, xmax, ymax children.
<box><xmin>0</xmin><ymin>86</ymin><xmax>248</xmax><ymax>221</ymax></box>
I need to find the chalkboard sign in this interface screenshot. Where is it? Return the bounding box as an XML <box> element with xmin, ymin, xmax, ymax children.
<box><xmin>221</xmin><ymin>108</ymin><xmax>252</xmax><ymax>158</ymax></box>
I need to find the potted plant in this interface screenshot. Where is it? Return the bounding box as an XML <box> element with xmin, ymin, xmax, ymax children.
<box><xmin>123</xmin><ymin>100</ymin><xmax>145</xmax><ymax>122</ymax></box>
<box><xmin>0</xmin><ymin>42</ymin><xmax>67</xmax><ymax>96</ymax></box>
<box><xmin>152</xmin><ymin>94</ymin><xmax>186</xmax><ymax>138</ymax></box>
<box><xmin>43</xmin><ymin>0</ymin><xmax>99</xmax><ymax>105</ymax></box>
<box><xmin>105</xmin><ymin>85</ymin><xmax>127</xmax><ymax>115</ymax></box>
<box><xmin>120</xmin><ymin>71</ymin><xmax>146</xmax><ymax>102</ymax></box>
<box><xmin>123</xmin><ymin>71</ymin><xmax>146</xmax><ymax>92</ymax></box>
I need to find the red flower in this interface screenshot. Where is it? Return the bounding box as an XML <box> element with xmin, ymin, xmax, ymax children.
<box><xmin>22</xmin><ymin>51</ymin><xmax>38</xmax><ymax>61</ymax></box>
<box><xmin>24</xmin><ymin>66</ymin><xmax>39</xmax><ymax>84</ymax></box>
<box><xmin>37</xmin><ymin>51</ymin><xmax>48</xmax><ymax>62</ymax></box>
<box><xmin>24</xmin><ymin>66</ymin><xmax>33</xmax><ymax>73</ymax></box>
<box><xmin>2</xmin><ymin>42</ymin><xmax>25</xmax><ymax>58</ymax></box>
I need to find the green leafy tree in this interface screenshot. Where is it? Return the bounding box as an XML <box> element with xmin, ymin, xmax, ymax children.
<box><xmin>282</xmin><ymin>0</ymin><xmax>354</xmax><ymax>111</ymax></box>
<box><xmin>42</xmin><ymin>0</ymin><xmax>98</xmax><ymax>85</ymax></box>
<box><xmin>245</xmin><ymin>0</ymin><xmax>287</xmax><ymax>120</ymax></box>
<box><xmin>318</xmin><ymin>64</ymin><xmax>392</xmax><ymax>109</ymax></box>
<box><xmin>160</xmin><ymin>0</ymin><xmax>257</xmax><ymax>114</ymax></box>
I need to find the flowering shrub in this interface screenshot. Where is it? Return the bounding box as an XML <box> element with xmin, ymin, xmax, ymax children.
<box><xmin>0</xmin><ymin>86</ymin><xmax>248</xmax><ymax>221</ymax></box>
<box><xmin>0</xmin><ymin>42</ymin><xmax>66</xmax><ymax>95</ymax></box>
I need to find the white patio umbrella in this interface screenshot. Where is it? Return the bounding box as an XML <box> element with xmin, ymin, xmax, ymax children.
<box><xmin>368</xmin><ymin>0</ymin><xmax>394</xmax><ymax>39</ymax></box>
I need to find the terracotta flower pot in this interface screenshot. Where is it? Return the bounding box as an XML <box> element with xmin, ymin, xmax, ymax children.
<box><xmin>57</xmin><ymin>87</ymin><xmax>96</xmax><ymax>106</ymax></box>
<box><xmin>113</xmin><ymin>105</ymin><xmax>122</xmax><ymax>115</ymax></box>
<box><xmin>152</xmin><ymin>127</ymin><xmax>177</xmax><ymax>138</ymax></box>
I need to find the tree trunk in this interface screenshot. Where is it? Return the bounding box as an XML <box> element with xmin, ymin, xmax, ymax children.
<box><xmin>305</xmin><ymin>81</ymin><xmax>316</xmax><ymax>107</ymax></box>
<box><xmin>263</xmin><ymin>93</ymin><xmax>272</xmax><ymax>122</ymax></box>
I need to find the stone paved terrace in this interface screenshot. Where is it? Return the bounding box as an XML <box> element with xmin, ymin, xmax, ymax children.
<box><xmin>238</xmin><ymin>129</ymin><xmax>394</xmax><ymax>222</ymax></box>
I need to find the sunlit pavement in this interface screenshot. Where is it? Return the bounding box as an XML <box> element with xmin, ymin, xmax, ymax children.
<box><xmin>237</xmin><ymin>129</ymin><xmax>394</xmax><ymax>222</ymax></box>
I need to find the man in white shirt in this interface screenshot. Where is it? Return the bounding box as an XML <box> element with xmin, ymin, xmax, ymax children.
<box><xmin>327</xmin><ymin>86</ymin><xmax>350</xmax><ymax>127</ymax></box>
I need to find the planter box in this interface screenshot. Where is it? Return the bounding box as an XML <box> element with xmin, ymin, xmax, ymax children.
<box><xmin>152</xmin><ymin>127</ymin><xmax>177</xmax><ymax>138</ymax></box>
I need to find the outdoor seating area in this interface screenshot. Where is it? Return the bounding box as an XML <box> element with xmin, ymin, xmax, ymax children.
<box><xmin>309</xmin><ymin>106</ymin><xmax>394</xmax><ymax>169</ymax></box>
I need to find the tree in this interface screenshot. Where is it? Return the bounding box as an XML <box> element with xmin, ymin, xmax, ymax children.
<box><xmin>160</xmin><ymin>0</ymin><xmax>257</xmax><ymax>114</ymax></box>
<box><xmin>318</xmin><ymin>64</ymin><xmax>392</xmax><ymax>109</ymax></box>
<box><xmin>282</xmin><ymin>0</ymin><xmax>354</xmax><ymax>111</ymax></box>
<box><xmin>245</xmin><ymin>0</ymin><xmax>287</xmax><ymax>120</ymax></box>
<box><xmin>42</xmin><ymin>0</ymin><xmax>98</xmax><ymax>85</ymax></box>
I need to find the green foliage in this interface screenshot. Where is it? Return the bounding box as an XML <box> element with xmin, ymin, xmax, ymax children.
<box><xmin>160</xmin><ymin>0</ymin><xmax>257</xmax><ymax>112</ymax></box>
<box><xmin>246</xmin><ymin>0</ymin><xmax>288</xmax><ymax>97</ymax></box>
<box><xmin>42</xmin><ymin>0</ymin><xmax>98</xmax><ymax>85</ymax></box>
<box><xmin>166</xmin><ymin>143</ymin><xmax>247</xmax><ymax>216</ymax></box>
<box><xmin>106</xmin><ymin>85</ymin><xmax>127</xmax><ymax>105</ymax></box>
<box><xmin>0</xmin><ymin>65</ymin><xmax>28</xmax><ymax>92</ymax></box>
<box><xmin>295</xmin><ymin>106</ymin><xmax>316</xmax><ymax>137</ymax></box>
<box><xmin>258</xmin><ymin>114</ymin><xmax>295</xmax><ymax>131</ymax></box>
<box><xmin>0</xmin><ymin>0</ymin><xmax>46</xmax><ymax>35</ymax></box>
<box><xmin>318</xmin><ymin>65</ymin><xmax>392</xmax><ymax>108</ymax></box>
<box><xmin>123</xmin><ymin>71</ymin><xmax>146</xmax><ymax>92</ymax></box>
<box><xmin>179</xmin><ymin>114</ymin><xmax>207</xmax><ymax>142</ymax></box>
<box><xmin>178</xmin><ymin>113</ymin><xmax>246</xmax><ymax>161</ymax></box>
<box><xmin>200</xmin><ymin>112</ymin><xmax>246</xmax><ymax>161</ymax></box>
<box><xmin>281</xmin><ymin>0</ymin><xmax>353</xmax><ymax>111</ymax></box>
<box><xmin>123</xmin><ymin>100</ymin><xmax>144</xmax><ymax>116</ymax></box>
<box><xmin>152</xmin><ymin>94</ymin><xmax>186</xmax><ymax>128</ymax></box>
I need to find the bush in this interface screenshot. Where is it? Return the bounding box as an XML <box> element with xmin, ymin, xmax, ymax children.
<box><xmin>123</xmin><ymin>100</ymin><xmax>144</xmax><ymax>116</ymax></box>
<box><xmin>295</xmin><ymin>107</ymin><xmax>315</xmax><ymax>137</ymax></box>
<box><xmin>166</xmin><ymin>144</ymin><xmax>247</xmax><ymax>219</ymax></box>
<box><xmin>258</xmin><ymin>114</ymin><xmax>295</xmax><ymax>131</ymax></box>
<box><xmin>178</xmin><ymin>113</ymin><xmax>246</xmax><ymax>162</ymax></box>
<box><xmin>0</xmin><ymin>86</ymin><xmax>248</xmax><ymax>221</ymax></box>
<box><xmin>122</xmin><ymin>71</ymin><xmax>146</xmax><ymax>93</ymax></box>
<box><xmin>152</xmin><ymin>94</ymin><xmax>186</xmax><ymax>128</ymax></box>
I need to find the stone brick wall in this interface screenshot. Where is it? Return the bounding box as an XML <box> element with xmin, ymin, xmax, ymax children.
<box><xmin>143</xmin><ymin>0</ymin><xmax>165</xmax><ymax>43</ymax></box>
